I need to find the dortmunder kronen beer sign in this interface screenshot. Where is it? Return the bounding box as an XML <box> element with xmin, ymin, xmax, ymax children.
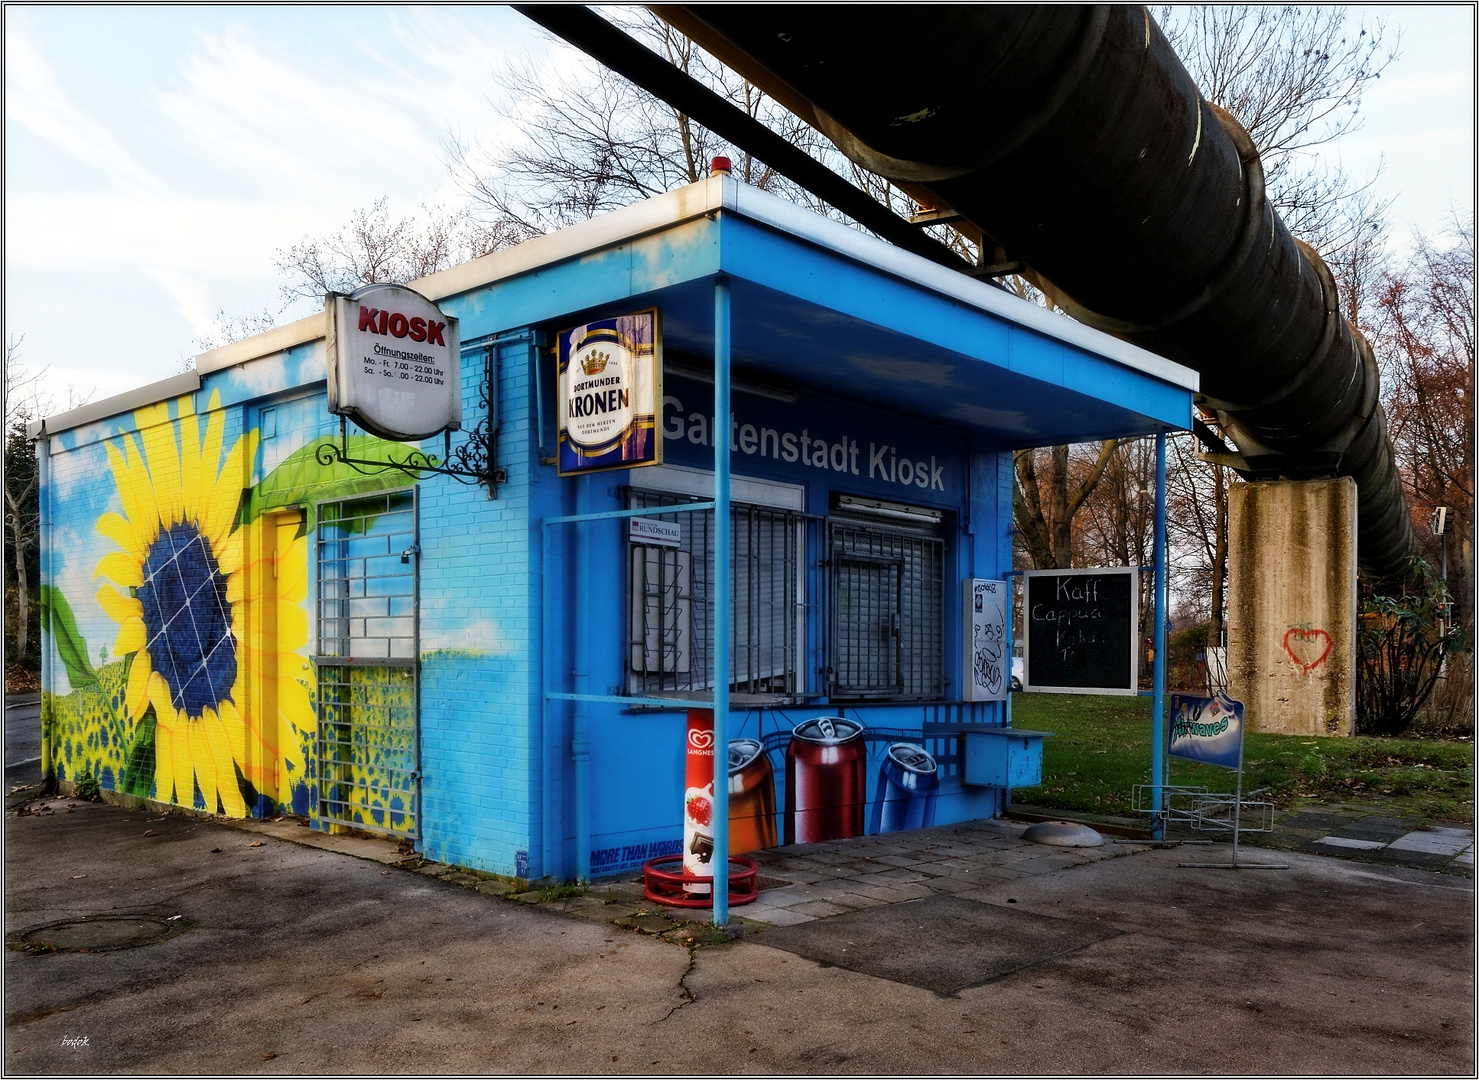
<box><xmin>327</xmin><ymin>283</ymin><xmax>461</xmax><ymax>442</ymax></box>
<box><xmin>557</xmin><ymin>309</ymin><xmax>661</xmax><ymax>475</ymax></box>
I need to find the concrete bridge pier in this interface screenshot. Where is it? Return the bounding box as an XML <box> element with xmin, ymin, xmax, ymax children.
<box><xmin>1227</xmin><ymin>478</ymin><xmax>1358</xmax><ymax>736</ymax></box>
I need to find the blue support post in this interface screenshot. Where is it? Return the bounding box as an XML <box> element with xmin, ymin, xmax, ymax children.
<box><xmin>573</xmin><ymin>474</ymin><xmax>592</xmax><ymax>881</ymax></box>
<box><xmin>712</xmin><ymin>277</ymin><xmax>732</xmax><ymax>926</ymax></box>
<box><xmin>1151</xmin><ymin>431</ymin><xmax>1168</xmax><ymax>840</ymax></box>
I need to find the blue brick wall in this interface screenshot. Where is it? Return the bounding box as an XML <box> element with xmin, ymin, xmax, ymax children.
<box><xmin>417</xmin><ymin>333</ymin><xmax>541</xmax><ymax>876</ymax></box>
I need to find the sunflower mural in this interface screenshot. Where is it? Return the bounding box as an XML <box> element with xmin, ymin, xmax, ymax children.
<box><xmin>86</xmin><ymin>391</ymin><xmax>315</xmax><ymax>816</ymax></box>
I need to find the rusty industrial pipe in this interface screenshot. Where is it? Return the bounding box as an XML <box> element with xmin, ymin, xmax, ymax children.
<box><xmin>654</xmin><ymin>4</ymin><xmax>1416</xmax><ymax>577</ymax></box>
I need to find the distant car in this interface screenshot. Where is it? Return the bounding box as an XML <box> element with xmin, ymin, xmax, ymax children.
<box><xmin>1011</xmin><ymin>656</ymin><xmax>1024</xmax><ymax>692</ymax></box>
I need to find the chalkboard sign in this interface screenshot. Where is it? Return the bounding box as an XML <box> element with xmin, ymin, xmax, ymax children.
<box><xmin>1023</xmin><ymin>568</ymin><xmax>1138</xmax><ymax>694</ymax></box>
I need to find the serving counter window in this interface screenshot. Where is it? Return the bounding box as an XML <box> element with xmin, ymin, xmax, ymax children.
<box><xmin>626</xmin><ymin>486</ymin><xmax>814</xmax><ymax>702</ymax></box>
<box><xmin>827</xmin><ymin>504</ymin><xmax>944</xmax><ymax>701</ymax></box>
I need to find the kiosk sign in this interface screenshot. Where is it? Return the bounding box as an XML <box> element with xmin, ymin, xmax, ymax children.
<box><xmin>557</xmin><ymin>309</ymin><xmax>661</xmax><ymax>475</ymax></box>
<box><xmin>327</xmin><ymin>283</ymin><xmax>461</xmax><ymax>442</ymax></box>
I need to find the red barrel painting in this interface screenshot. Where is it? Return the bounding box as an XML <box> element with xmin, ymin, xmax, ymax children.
<box><xmin>784</xmin><ymin>716</ymin><xmax>867</xmax><ymax>844</ymax></box>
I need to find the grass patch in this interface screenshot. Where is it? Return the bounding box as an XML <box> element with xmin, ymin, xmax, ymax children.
<box><xmin>1010</xmin><ymin>692</ymin><xmax>1475</xmax><ymax>823</ymax></box>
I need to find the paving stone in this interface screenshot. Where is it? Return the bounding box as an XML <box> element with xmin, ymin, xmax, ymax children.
<box><xmin>1315</xmin><ymin>836</ymin><xmax>1386</xmax><ymax>851</ymax></box>
<box><xmin>613</xmin><ymin>912</ymin><xmax>675</xmax><ymax>934</ymax></box>
<box><xmin>853</xmin><ymin>882</ymin><xmax>933</xmax><ymax>903</ymax></box>
<box><xmin>415</xmin><ymin>863</ymin><xmax>447</xmax><ymax>876</ymax></box>
<box><xmin>446</xmin><ymin>873</ymin><xmax>480</xmax><ymax>886</ymax></box>
<box><xmin>822</xmin><ymin>891</ymin><xmax>889</xmax><ymax>910</ymax></box>
<box><xmin>476</xmin><ymin>879</ymin><xmax>515</xmax><ymax>897</ymax></box>
<box><xmin>868</xmin><ymin>868</ymin><xmax>928</xmax><ymax>884</ymax></box>
<box><xmin>599</xmin><ymin>905</ymin><xmax>648</xmax><ymax>923</ymax></box>
<box><xmin>807</xmin><ymin>864</ymin><xmax>864</xmax><ymax>879</ymax></box>
<box><xmin>787</xmin><ymin>900</ymin><xmax>853</xmax><ymax>918</ymax></box>
<box><xmin>661</xmin><ymin>924</ymin><xmax>734</xmax><ymax>945</ymax></box>
<box><xmin>760</xmin><ymin>886</ymin><xmax>828</xmax><ymax>908</ymax></box>
<box><xmin>1387</xmin><ymin>831</ymin><xmax>1474</xmax><ymax>856</ymax></box>
<box><xmin>512</xmin><ymin>890</ymin><xmax>547</xmax><ymax>904</ymax></box>
<box><xmin>916</xmin><ymin>874</ymin><xmax>982</xmax><ymax>895</ymax></box>
<box><xmin>868</xmin><ymin>854</ymin><xmax>927</xmax><ymax>869</ymax></box>
<box><xmin>736</xmin><ymin>905</ymin><xmax>816</xmax><ymax>926</ymax></box>
<box><xmin>561</xmin><ymin>896</ymin><xmax>615</xmax><ymax>919</ymax></box>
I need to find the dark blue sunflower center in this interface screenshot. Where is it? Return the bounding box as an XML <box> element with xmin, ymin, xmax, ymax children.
<box><xmin>138</xmin><ymin>521</ymin><xmax>237</xmax><ymax>718</ymax></box>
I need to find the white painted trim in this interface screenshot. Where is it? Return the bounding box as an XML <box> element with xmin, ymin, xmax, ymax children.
<box><xmin>28</xmin><ymin>371</ymin><xmax>200</xmax><ymax>440</ymax></box>
<box><xmin>630</xmin><ymin>462</ymin><xmax>805</xmax><ymax>511</ymax></box>
<box><xmin>195</xmin><ymin>312</ymin><xmax>327</xmax><ymax>375</ymax></box>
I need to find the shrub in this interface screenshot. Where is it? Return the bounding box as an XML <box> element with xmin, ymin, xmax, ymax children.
<box><xmin>1357</xmin><ymin>559</ymin><xmax>1470</xmax><ymax>736</ymax></box>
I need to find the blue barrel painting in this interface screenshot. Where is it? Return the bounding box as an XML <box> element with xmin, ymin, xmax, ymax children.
<box><xmin>868</xmin><ymin>742</ymin><xmax>940</xmax><ymax>834</ymax></box>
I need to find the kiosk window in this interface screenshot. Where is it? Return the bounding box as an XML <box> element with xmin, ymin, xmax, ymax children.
<box><xmin>627</xmin><ymin>489</ymin><xmax>807</xmax><ymax>701</ymax></box>
<box><xmin>829</xmin><ymin>515</ymin><xmax>944</xmax><ymax>700</ymax></box>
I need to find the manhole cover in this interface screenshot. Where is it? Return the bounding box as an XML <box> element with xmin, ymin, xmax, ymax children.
<box><xmin>8</xmin><ymin>914</ymin><xmax>187</xmax><ymax>953</ymax></box>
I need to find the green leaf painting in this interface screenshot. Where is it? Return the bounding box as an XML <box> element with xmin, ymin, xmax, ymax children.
<box><xmin>40</xmin><ymin>585</ymin><xmax>98</xmax><ymax>689</ymax></box>
<box><xmin>245</xmin><ymin>434</ymin><xmax>436</xmax><ymax>530</ymax></box>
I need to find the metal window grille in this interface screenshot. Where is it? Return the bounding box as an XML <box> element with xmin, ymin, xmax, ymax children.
<box><xmin>829</xmin><ymin>517</ymin><xmax>944</xmax><ymax>700</ymax></box>
<box><xmin>626</xmin><ymin>489</ymin><xmax>819</xmax><ymax>702</ymax></box>
<box><xmin>315</xmin><ymin>489</ymin><xmax>420</xmax><ymax>838</ymax></box>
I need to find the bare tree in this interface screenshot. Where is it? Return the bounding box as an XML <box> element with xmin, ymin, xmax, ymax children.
<box><xmin>453</xmin><ymin>12</ymin><xmax>836</xmax><ymax>234</ymax></box>
<box><xmin>1012</xmin><ymin>442</ymin><xmax>1119</xmax><ymax>569</ymax></box>
<box><xmin>193</xmin><ymin>308</ymin><xmax>279</xmax><ymax>356</ymax></box>
<box><xmin>274</xmin><ymin>197</ymin><xmax>532</xmax><ymax>307</ymax></box>
<box><xmin>1372</xmin><ymin>216</ymin><xmax>1475</xmax><ymax>635</ymax></box>
<box><xmin>6</xmin><ymin>337</ymin><xmax>96</xmax><ymax>674</ymax></box>
<box><xmin>6</xmin><ymin>336</ymin><xmax>43</xmax><ymax>665</ymax></box>
<box><xmin>1155</xmin><ymin>5</ymin><xmax>1399</xmax><ymax>240</ymax></box>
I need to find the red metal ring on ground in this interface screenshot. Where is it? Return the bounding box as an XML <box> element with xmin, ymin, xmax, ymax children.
<box><xmin>641</xmin><ymin>855</ymin><xmax>760</xmax><ymax>908</ymax></box>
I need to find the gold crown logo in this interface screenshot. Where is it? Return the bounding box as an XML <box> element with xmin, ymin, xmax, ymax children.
<box><xmin>580</xmin><ymin>348</ymin><xmax>610</xmax><ymax>376</ymax></box>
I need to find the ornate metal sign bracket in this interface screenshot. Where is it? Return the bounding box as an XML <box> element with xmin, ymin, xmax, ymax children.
<box><xmin>316</xmin><ymin>415</ymin><xmax>505</xmax><ymax>493</ymax></box>
<box><xmin>317</xmin><ymin>338</ymin><xmax>506</xmax><ymax>497</ymax></box>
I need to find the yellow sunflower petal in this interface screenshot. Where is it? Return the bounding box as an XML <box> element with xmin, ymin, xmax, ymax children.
<box><xmin>188</xmin><ymin>716</ymin><xmax>220</xmax><ymax>812</ymax></box>
<box><xmin>178</xmin><ymin>406</ymin><xmax>204</xmax><ymax>521</ymax></box>
<box><xmin>93</xmin><ymin>552</ymin><xmax>143</xmax><ymax>588</ymax></box>
<box><xmin>169</xmin><ymin>711</ymin><xmax>194</xmax><ymax>808</ymax></box>
<box><xmin>126</xmin><ymin>651</ymin><xmax>153</xmax><ymax>718</ymax></box>
<box><xmin>114</xmin><ymin>617</ymin><xmax>146</xmax><ymax>657</ymax></box>
<box><xmin>96</xmin><ymin>585</ymin><xmax>142</xmax><ymax>625</ymax></box>
<box><xmin>138</xmin><ymin>405</ymin><xmax>184</xmax><ymax>526</ymax></box>
<box><xmin>102</xmin><ymin>439</ymin><xmax>153</xmax><ymax>547</ymax></box>
<box><xmin>200</xmin><ymin>392</ymin><xmax>225</xmax><ymax>482</ymax></box>
<box><xmin>215</xmin><ymin>533</ymin><xmax>243</xmax><ymax>577</ymax></box>
<box><xmin>152</xmin><ymin>706</ymin><xmax>176</xmax><ymax>801</ymax></box>
<box><xmin>97</xmin><ymin>513</ymin><xmax>147</xmax><ymax>562</ymax></box>
<box><xmin>207</xmin><ymin>703</ymin><xmax>248</xmax><ymax>816</ymax></box>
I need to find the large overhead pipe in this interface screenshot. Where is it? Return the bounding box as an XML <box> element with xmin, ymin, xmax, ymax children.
<box><xmin>654</xmin><ymin>5</ymin><xmax>1416</xmax><ymax>577</ymax></box>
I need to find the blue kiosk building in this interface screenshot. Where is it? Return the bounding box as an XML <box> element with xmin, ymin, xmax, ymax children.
<box><xmin>33</xmin><ymin>174</ymin><xmax>1194</xmax><ymax>899</ymax></box>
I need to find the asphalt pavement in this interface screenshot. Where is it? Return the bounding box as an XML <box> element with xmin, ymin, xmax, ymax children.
<box><xmin>5</xmin><ymin>776</ymin><xmax>1473</xmax><ymax>1073</ymax></box>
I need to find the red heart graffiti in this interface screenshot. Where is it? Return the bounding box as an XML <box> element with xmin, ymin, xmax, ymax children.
<box><xmin>1283</xmin><ymin>627</ymin><xmax>1333</xmax><ymax>674</ymax></box>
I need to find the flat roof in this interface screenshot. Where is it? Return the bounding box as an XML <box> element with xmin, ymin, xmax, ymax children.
<box><xmin>33</xmin><ymin>174</ymin><xmax>1196</xmax><ymax>439</ymax></box>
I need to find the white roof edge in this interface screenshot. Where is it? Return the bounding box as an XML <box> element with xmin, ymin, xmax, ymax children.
<box><xmin>65</xmin><ymin>173</ymin><xmax>1194</xmax><ymax>439</ymax></box>
<box><xmin>410</xmin><ymin>177</ymin><xmax>726</xmax><ymax>302</ymax></box>
<box><xmin>29</xmin><ymin>370</ymin><xmax>202</xmax><ymax>440</ymax></box>
<box><xmin>195</xmin><ymin>311</ymin><xmax>328</xmax><ymax>374</ymax></box>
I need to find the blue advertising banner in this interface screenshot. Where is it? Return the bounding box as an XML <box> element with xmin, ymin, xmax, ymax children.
<box><xmin>557</xmin><ymin>309</ymin><xmax>661</xmax><ymax>475</ymax></box>
<box><xmin>1168</xmin><ymin>692</ymin><xmax>1245</xmax><ymax>770</ymax></box>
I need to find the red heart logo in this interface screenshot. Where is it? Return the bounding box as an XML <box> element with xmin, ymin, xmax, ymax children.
<box><xmin>1283</xmin><ymin>627</ymin><xmax>1333</xmax><ymax>674</ymax></box>
<box><xmin>687</xmin><ymin>729</ymin><xmax>714</xmax><ymax>750</ymax></box>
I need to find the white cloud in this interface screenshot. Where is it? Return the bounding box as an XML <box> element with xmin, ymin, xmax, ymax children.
<box><xmin>4</xmin><ymin>19</ymin><xmax>158</xmax><ymax>192</ymax></box>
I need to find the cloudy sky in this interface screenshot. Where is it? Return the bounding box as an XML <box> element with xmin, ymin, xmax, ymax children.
<box><xmin>6</xmin><ymin>5</ymin><xmax>1473</xmax><ymax>410</ymax></box>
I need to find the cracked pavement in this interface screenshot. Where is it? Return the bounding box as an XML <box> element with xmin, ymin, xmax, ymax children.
<box><xmin>6</xmin><ymin>779</ymin><xmax>1473</xmax><ymax>1074</ymax></box>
